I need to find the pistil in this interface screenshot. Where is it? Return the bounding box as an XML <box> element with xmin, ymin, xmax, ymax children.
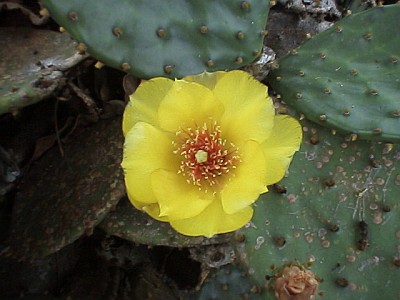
<box><xmin>174</xmin><ymin>121</ymin><xmax>240</xmax><ymax>190</ymax></box>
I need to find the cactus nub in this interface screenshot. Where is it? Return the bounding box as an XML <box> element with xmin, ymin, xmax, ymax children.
<box><xmin>241</xmin><ymin>1</ymin><xmax>250</xmax><ymax>10</ymax></box>
<box><xmin>391</xmin><ymin>110</ymin><xmax>400</xmax><ymax>117</ymax></box>
<box><xmin>323</xmin><ymin>88</ymin><xmax>331</xmax><ymax>94</ymax></box>
<box><xmin>112</xmin><ymin>27</ymin><xmax>122</xmax><ymax>38</ymax></box>
<box><xmin>199</xmin><ymin>25</ymin><xmax>208</xmax><ymax>34</ymax></box>
<box><xmin>164</xmin><ymin>64</ymin><xmax>174</xmax><ymax>74</ymax></box>
<box><xmin>68</xmin><ymin>11</ymin><xmax>78</xmax><ymax>21</ymax></box>
<box><xmin>121</xmin><ymin>62</ymin><xmax>131</xmax><ymax>72</ymax></box>
<box><xmin>372</xmin><ymin>127</ymin><xmax>382</xmax><ymax>134</ymax></box>
<box><xmin>76</xmin><ymin>42</ymin><xmax>87</xmax><ymax>54</ymax></box>
<box><xmin>236</xmin><ymin>31</ymin><xmax>245</xmax><ymax>40</ymax></box>
<box><xmin>205</xmin><ymin>59</ymin><xmax>215</xmax><ymax>67</ymax></box>
<box><xmin>156</xmin><ymin>28</ymin><xmax>167</xmax><ymax>38</ymax></box>
<box><xmin>235</xmin><ymin>56</ymin><xmax>244</xmax><ymax>64</ymax></box>
<box><xmin>368</xmin><ymin>89</ymin><xmax>379</xmax><ymax>96</ymax></box>
<box><xmin>363</xmin><ymin>32</ymin><xmax>373</xmax><ymax>41</ymax></box>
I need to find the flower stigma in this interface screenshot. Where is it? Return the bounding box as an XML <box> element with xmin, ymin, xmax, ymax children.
<box><xmin>195</xmin><ymin>150</ymin><xmax>208</xmax><ymax>163</ymax></box>
<box><xmin>174</xmin><ymin>120</ymin><xmax>240</xmax><ymax>190</ymax></box>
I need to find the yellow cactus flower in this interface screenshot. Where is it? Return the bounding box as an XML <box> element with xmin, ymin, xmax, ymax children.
<box><xmin>121</xmin><ymin>70</ymin><xmax>302</xmax><ymax>237</ymax></box>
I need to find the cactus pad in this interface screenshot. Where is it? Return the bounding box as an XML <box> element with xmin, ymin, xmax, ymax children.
<box><xmin>198</xmin><ymin>264</ymin><xmax>262</xmax><ymax>300</ymax></box>
<box><xmin>268</xmin><ymin>5</ymin><xmax>400</xmax><ymax>142</ymax></box>
<box><xmin>234</xmin><ymin>118</ymin><xmax>400</xmax><ymax>299</ymax></box>
<box><xmin>6</xmin><ymin>117</ymin><xmax>125</xmax><ymax>259</ymax></box>
<box><xmin>0</xmin><ymin>27</ymin><xmax>86</xmax><ymax>115</ymax></box>
<box><xmin>41</xmin><ymin>0</ymin><xmax>269</xmax><ymax>79</ymax></box>
<box><xmin>99</xmin><ymin>197</ymin><xmax>231</xmax><ymax>247</ymax></box>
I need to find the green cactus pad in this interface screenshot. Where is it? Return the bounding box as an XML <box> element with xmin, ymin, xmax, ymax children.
<box><xmin>234</xmin><ymin>118</ymin><xmax>400</xmax><ymax>299</ymax></box>
<box><xmin>0</xmin><ymin>27</ymin><xmax>86</xmax><ymax>115</ymax></box>
<box><xmin>6</xmin><ymin>117</ymin><xmax>125</xmax><ymax>260</ymax></box>
<box><xmin>99</xmin><ymin>197</ymin><xmax>232</xmax><ymax>247</ymax></box>
<box><xmin>268</xmin><ymin>5</ymin><xmax>400</xmax><ymax>142</ymax></box>
<box><xmin>41</xmin><ymin>0</ymin><xmax>269</xmax><ymax>79</ymax></box>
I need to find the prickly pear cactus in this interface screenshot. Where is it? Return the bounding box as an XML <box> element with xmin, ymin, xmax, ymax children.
<box><xmin>233</xmin><ymin>117</ymin><xmax>400</xmax><ymax>299</ymax></box>
<box><xmin>99</xmin><ymin>197</ymin><xmax>231</xmax><ymax>247</ymax></box>
<box><xmin>6</xmin><ymin>117</ymin><xmax>125</xmax><ymax>260</ymax></box>
<box><xmin>40</xmin><ymin>0</ymin><xmax>269</xmax><ymax>79</ymax></box>
<box><xmin>268</xmin><ymin>5</ymin><xmax>400</xmax><ymax>142</ymax></box>
<box><xmin>340</xmin><ymin>0</ymin><xmax>372</xmax><ymax>14</ymax></box>
<box><xmin>0</xmin><ymin>27</ymin><xmax>86</xmax><ymax>115</ymax></box>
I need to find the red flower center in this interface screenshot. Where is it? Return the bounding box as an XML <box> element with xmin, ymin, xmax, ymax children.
<box><xmin>174</xmin><ymin>121</ymin><xmax>240</xmax><ymax>190</ymax></box>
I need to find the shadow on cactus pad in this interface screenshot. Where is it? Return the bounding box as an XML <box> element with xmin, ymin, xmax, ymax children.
<box><xmin>6</xmin><ymin>117</ymin><xmax>125</xmax><ymax>260</ymax></box>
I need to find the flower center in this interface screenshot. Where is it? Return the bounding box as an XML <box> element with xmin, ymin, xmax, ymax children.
<box><xmin>174</xmin><ymin>121</ymin><xmax>240</xmax><ymax>190</ymax></box>
<box><xmin>195</xmin><ymin>149</ymin><xmax>208</xmax><ymax>163</ymax></box>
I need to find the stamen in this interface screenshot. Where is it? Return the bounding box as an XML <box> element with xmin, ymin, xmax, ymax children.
<box><xmin>173</xmin><ymin>121</ymin><xmax>240</xmax><ymax>190</ymax></box>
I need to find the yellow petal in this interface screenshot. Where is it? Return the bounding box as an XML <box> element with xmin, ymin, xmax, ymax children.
<box><xmin>170</xmin><ymin>198</ymin><xmax>253</xmax><ymax>237</ymax></box>
<box><xmin>221</xmin><ymin>140</ymin><xmax>268</xmax><ymax>214</ymax></box>
<box><xmin>184</xmin><ymin>71</ymin><xmax>226</xmax><ymax>90</ymax></box>
<box><xmin>261</xmin><ymin>115</ymin><xmax>303</xmax><ymax>185</ymax></box>
<box><xmin>158</xmin><ymin>80</ymin><xmax>224</xmax><ymax>133</ymax></box>
<box><xmin>142</xmin><ymin>203</ymin><xmax>169</xmax><ymax>222</ymax></box>
<box><xmin>151</xmin><ymin>169</ymin><xmax>214</xmax><ymax>220</ymax></box>
<box><xmin>123</xmin><ymin>78</ymin><xmax>174</xmax><ymax>135</ymax></box>
<box><xmin>127</xmin><ymin>195</ymin><xmax>170</xmax><ymax>222</ymax></box>
<box><xmin>122</xmin><ymin>100</ymin><xmax>136</xmax><ymax>137</ymax></box>
<box><xmin>212</xmin><ymin>70</ymin><xmax>275</xmax><ymax>146</ymax></box>
<box><xmin>122</xmin><ymin>122</ymin><xmax>179</xmax><ymax>204</ymax></box>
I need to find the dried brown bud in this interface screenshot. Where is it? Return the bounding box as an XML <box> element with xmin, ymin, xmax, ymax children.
<box><xmin>274</xmin><ymin>266</ymin><xmax>319</xmax><ymax>300</ymax></box>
